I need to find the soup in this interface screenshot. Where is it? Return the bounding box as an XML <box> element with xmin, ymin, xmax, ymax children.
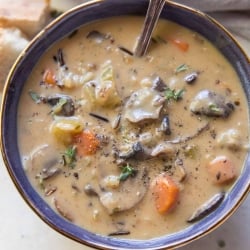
<box><xmin>18</xmin><ymin>16</ymin><xmax>249</xmax><ymax>239</ymax></box>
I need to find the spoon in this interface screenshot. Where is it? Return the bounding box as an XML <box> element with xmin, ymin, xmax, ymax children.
<box><xmin>134</xmin><ymin>0</ymin><xmax>166</xmax><ymax>57</ymax></box>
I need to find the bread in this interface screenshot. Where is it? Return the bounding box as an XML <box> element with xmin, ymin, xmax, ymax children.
<box><xmin>0</xmin><ymin>0</ymin><xmax>50</xmax><ymax>38</ymax></box>
<box><xmin>0</xmin><ymin>27</ymin><xmax>29</xmax><ymax>88</ymax></box>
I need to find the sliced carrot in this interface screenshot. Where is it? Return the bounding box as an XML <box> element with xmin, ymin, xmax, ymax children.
<box><xmin>151</xmin><ymin>174</ymin><xmax>180</xmax><ymax>214</ymax></box>
<box><xmin>207</xmin><ymin>156</ymin><xmax>236</xmax><ymax>184</ymax></box>
<box><xmin>74</xmin><ymin>130</ymin><xmax>100</xmax><ymax>156</ymax></box>
<box><xmin>169</xmin><ymin>38</ymin><xmax>189</xmax><ymax>52</ymax></box>
<box><xmin>43</xmin><ymin>69</ymin><xmax>57</xmax><ymax>85</ymax></box>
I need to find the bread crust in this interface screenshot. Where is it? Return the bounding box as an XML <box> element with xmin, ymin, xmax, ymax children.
<box><xmin>0</xmin><ymin>27</ymin><xmax>29</xmax><ymax>88</ymax></box>
<box><xmin>0</xmin><ymin>0</ymin><xmax>50</xmax><ymax>38</ymax></box>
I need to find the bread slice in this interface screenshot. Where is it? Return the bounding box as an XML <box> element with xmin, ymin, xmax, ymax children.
<box><xmin>0</xmin><ymin>27</ymin><xmax>29</xmax><ymax>88</ymax></box>
<box><xmin>0</xmin><ymin>0</ymin><xmax>50</xmax><ymax>38</ymax></box>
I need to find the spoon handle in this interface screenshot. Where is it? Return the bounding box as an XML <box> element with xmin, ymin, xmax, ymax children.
<box><xmin>134</xmin><ymin>0</ymin><xmax>166</xmax><ymax>57</ymax></box>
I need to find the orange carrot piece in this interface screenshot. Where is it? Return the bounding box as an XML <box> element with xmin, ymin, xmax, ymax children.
<box><xmin>43</xmin><ymin>69</ymin><xmax>57</xmax><ymax>85</ymax></box>
<box><xmin>74</xmin><ymin>130</ymin><xmax>100</xmax><ymax>156</ymax></box>
<box><xmin>151</xmin><ymin>174</ymin><xmax>180</xmax><ymax>214</ymax></box>
<box><xmin>170</xmin><ymin>38</ymin><xmax>189</xmax><ymax>52</ymax></box>
<box><xmin>207</xmin><ymin>156</ymin><xmax>236</xmax><ymax>184</ymax></box>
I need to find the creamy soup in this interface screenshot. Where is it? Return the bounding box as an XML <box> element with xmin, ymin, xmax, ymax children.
<box><xmin>18</xmin><ymin>16</ymin><xmax>249</xmax><ymax>239</ymax></box>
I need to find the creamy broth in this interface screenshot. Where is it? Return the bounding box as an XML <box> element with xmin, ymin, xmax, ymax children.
<box><xmin>18</xmin><ymin>16</ymin><xmax>249</xmax><ymax>239</ymax></box>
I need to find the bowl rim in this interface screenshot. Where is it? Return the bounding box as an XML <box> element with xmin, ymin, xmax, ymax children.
<box><xmin>0</xmin><ymin>0</ymin><xmax>249</xmax><ymax>249</ymax></box>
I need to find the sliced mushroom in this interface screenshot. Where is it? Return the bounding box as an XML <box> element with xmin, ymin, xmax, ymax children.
<box><xmin>98</xmin><ymin>168</ymin><xmax>149</xmax><ymax>214</ymax></box>
<box><xmin>174</xmin><ymin>158</ymin><xmax>187</xmax><ymax>182</ymax></box>
<box><xmin>118</xmin><ymin>142</ymin><xmax>151</xmax><ymax>161</ymax></box>
<box><xmin>159</xmin><ymin>115</ymin><xmax>171</xmax><ymax>135</ymax></box>
<box><xmin>84</xmin><ymin>184</ymin><xmax>98</xmax><ymax>196</ymax></box>
<box><xmin>111</xmin><ymin>113</ymin><xmax>122</xmax><ymax>129</ymax></box>
<box><xmin>216</xmin><ymin>128</ymin><xmax>246</xmax><ymax>150</ymax></box>
<box><xmin>53</xmin><ymin>198</ymin><xmax>74</xmax><ymax>222</ymax></box>
<box><xmin>40</xmin><ymin>159</ymin><xmax>61</xmax><ymax>180</ymax></box>
<box><xmin>108</xmin><ymin>230</ymin><xmax>131</xmax><ymax>236</ymax></box>
<box><xmin>184</xmin><ymin>72</ymin><xmax>198</xmax><ymax>84</ymax></box>
<box><xmin>27</xmin><ymin>144</ymin><xmax>62</xmax><ymax>181</ymax></box>
<box><xmin>187</xmin><ymin>192</ymin><xmax>225</xmax><ymax>223</ymax></box>
<box><xmin>151</xmin><ymin>142</ymin><xmax>176</xmax><ymax>157</ymax></box>
<box><xmin>152</xmin><ymin>76</ymin><xmax>167</xmax><ymax>92</ymax></box>
<box><xmin>46</xmin><ymin>94</ymin><xmax>75</xmax><ymax>116</ymax></box>
<box><xmin>124</xmin><ymin>87</ymin><xmax>165</xmax><ymax>123</ymax></box>
<box><xmin>190</xmin><ymin>90</ymin><xmax>234</xmax><ymax>118</ymax></box>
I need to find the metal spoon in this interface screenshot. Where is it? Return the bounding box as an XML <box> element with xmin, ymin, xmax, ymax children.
<box><xmin>134</xmin><ymin>0</ymin><xmax>166</xmax><ymax>57</ymax></box>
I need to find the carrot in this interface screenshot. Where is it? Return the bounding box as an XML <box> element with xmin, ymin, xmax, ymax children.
<box><xmin>169</xmin><ymin>38</ymin><xmax>189</xmax><ymax>52</ymax></box>
<box><xmin>207</xmin><ymin>156</ymin><xmax>236</xmax><ymax>184</ymax></box>
<box><xmin>74</xmin><ymin>130</ymin><xmax>100</xmax><ymax>156</ymax></box>
<box><xmin>43</xmin><ymin>69</ymin><xmax>57</xmax><ymax>85</ymax></box>
<box><xmin>151</xmin><ymin>174</ymin><xmax>180</xmax><ymax>214</ymax></box>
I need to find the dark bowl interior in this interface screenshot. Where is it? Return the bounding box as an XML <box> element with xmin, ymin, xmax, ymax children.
<box><xmin>1</xmin><ymin>0</ymin><xmax>249</xmax><ymax>249</ymax></box>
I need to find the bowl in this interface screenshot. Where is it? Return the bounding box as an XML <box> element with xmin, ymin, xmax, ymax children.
<box><xmin>1</xmin><ymin>0</ymin><xmax>249</xmax><ymax>249</ymax></box>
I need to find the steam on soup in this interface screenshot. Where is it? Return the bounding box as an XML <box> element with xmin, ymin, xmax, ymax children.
<box><xmin>18</xmin><ymin>16</ymin><xmax>249</xmax><ymax>239</ymax></box>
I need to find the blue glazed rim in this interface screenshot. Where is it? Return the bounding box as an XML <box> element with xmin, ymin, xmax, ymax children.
<box><xmin>0</xmin><ymin>0</ymin><xmax>249</xmax><ymax>249</ymax></box>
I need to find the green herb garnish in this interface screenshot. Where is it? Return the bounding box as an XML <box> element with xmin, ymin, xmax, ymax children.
<box><xmin>165</xmin><ymin>88</ymin><xmax>185</xmax><ymax>101</ymax></box>
<box><xmin>119</xmin><ymin>164</ymin><xmax>137</xmax><ymax>181</ymax></box>
<box><xmin>29</xmin><ymin>91</ymin><xmax>41</xmax><ymax>103</ymax></box>
<box><xmin>175</xmin><ymin>63</ymin><xmax>189</xmax><ymax>73</ymax></box>
<box><xmin>62</xmin><ymin>145</ymin><xmax>77</xmax><ymax>168</ymax></box>
<box><xmin>209</xmin><ymin>103</ymin><xmax>221</xmax><ymax>113</ymax></box>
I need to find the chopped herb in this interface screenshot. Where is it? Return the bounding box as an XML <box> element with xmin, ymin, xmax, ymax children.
<box><xmin>119</xmin><ymin>164</ymin><xmax>137</xmax><ymax>181</ymax></box>
<box><xmin>165</xmin><ymin>88</ymin><xmax>185</xmax><ymax>101</ymax></box>
<box><xmin>29</xmin><ymin>91</ymin><xmax>41</xmax><ymax>103</ymax></box>
<box><xmin>175</xmin><ymin>63</ymin><xmax>189</xmax><ymax>73</ymax></box>
<box><xmin>209</xmin><ymin>103</ymin><xmax>221</xmax><ymax>113</ymax></box>
<box><xmin>62</xmin><ymin>146</ymin><xmax>77</xmax><ymax>168</ymax></box>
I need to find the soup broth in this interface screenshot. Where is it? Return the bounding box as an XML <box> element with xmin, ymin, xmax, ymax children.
<box><xmin>18</xmin><ymin>16</ymin><xmax>249</xmax><ymax>239</ymax></box>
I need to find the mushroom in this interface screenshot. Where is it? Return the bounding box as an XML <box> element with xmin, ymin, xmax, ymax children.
<box><xmin>151</xmin><ymin>142</ymin><xmax>176</xmax><ymax>157</ymax></box>
<box><xmin>26</xmin><ymin>144</ymin><xmax>62</xmax><ymax>181</ymax></box>
<box><xmin>152</xmin><ymin>76</ymin><xmax>167</xmax><ymax>92</ymax></box>
<box><xmin>190</xmin><ymin>90</ymin><xmax>234</xmax><ymax>118</ymax></box>
<box><xmin>187</xmin><ymin>192</ymin><xmax>225</xmax><ymax>223</ymax></box>
<box><xmin>118</xmin><ymin>142</ymin><xmax>151</xmax><ymax>161</ymax></box>
<box><xmin>184</xmin><ymin>72</ymin><xmax>198</xmax><ymax>84</ymax></box>
<box><xmin>98</xmin><ymin>168</ymin><xmax>149</xmax><ymax>214</ymax></box>
<box><xmin>124</xmin><ymin>87</ymin><xmax>165</xmax><ymax>123</ymax></box>
<box><xmin>159</xmin><ymin>115</ymin><xmax>171</xmax><ymax>135</ymax></box>
<box><xmin>216</xmin><ymin>128</ymin><xmax>247</xmax><ymax>150</ymax></box>
<box><xmin>85</xmin><ymin>168</ymin><xmax>149</xmax><ymax>214</ymax></box>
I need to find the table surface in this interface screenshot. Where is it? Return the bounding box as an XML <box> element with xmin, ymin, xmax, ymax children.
<box><xmin>0</xmin><ymin>1</ymin><xmax>249</xmax><ymax>250</ymax></box>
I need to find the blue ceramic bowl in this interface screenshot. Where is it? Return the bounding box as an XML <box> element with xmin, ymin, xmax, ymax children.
<box><xmin>1</xmin><ymin>0</ymin><xmax>249</xmax><ymax>249</ymax></box>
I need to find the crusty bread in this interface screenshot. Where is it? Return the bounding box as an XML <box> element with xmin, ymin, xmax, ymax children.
<box><xmin>0</xmin><ymin>27</ymin><xmax>29</xmax><ymax>89</ymax></box>
<box><xmin>0</xmin><ymin>0</ymin><xmax>50</xmax><ymax>38</ymax></box>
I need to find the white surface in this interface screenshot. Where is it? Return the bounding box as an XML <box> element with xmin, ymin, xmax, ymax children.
<box><xmin>0</xmin><ymin>1</ymin><xmax>249</xmax><ymax>250</ymax></box>
<box><xmin>0</xmin><ymin>153</ymin><xmax>249</xmax><ymax>250</ymax></box>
